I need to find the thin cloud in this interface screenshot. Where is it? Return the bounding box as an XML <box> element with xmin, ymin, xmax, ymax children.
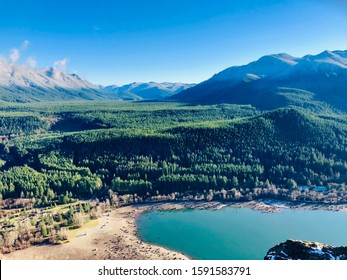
<box><xmin>3</xmin><ymin>41</ymin><xmax>72</xmax><ymax>73</ymax></box>
<box><xmin>8</xmin><ymin>40</ymin><xmax>30</xmax><ymax>64</ymax></box>
<box><xmin>9</xmin><ymin>48</ymin><xmax>20</xmax><ymax>64</ymax></box>
<box><xmin>93</xmin><ymin>25</ymin><xmax>102</xmax><ymax>31</ymax></box>
<box><xmin>21</xmin><ymin>40</ymin><xmax>30</xmax><ymax>50</ymax></box>
<box><xmin>25</xmin><ymin>56</ymin><xmax>37</xmax><ymax>68</ymax></box>
<box><xmin>53</xmin><ymin>58</ymin><xmax>69</xmax><ymax>72</ymax></box>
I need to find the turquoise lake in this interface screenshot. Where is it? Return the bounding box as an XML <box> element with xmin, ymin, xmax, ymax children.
<box><xmin>137</xmin><ymin>207</ymin><xmax>347</xmax><ymax>260</ymax></box>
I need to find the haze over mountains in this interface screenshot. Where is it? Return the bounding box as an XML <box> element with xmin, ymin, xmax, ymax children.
<box><xmin>172</xmin><ymin>50</ymin><xmax>347</xmax><ymax>112</ymax></box>
<box><xmin>102</xmin><ymin>82</ymin><xmax>195</xmax><ymax>101</ymax></box>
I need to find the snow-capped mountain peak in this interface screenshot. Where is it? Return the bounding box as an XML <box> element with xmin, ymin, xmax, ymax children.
<box><xmin>303</xmin><ymin>50</ymin><xmax>347</xmax><ymax>68</ymax></box>
<box><xmin>0</xmin><ymin>59</ymin><xmax>109</xmax><ymax>102</ymax></box>
<box><xmin>172</xmin><ymin>49</ymin><xmax>347</xmax><ymax>112</ymax></box>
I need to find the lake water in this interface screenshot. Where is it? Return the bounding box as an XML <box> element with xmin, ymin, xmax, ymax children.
<box><xmin>137</xmin><ymin>207</ymin><xmax>347</xmax><ymax>259</ymax></box>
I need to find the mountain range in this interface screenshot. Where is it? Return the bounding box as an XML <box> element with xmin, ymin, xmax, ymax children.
<box><xmin>0</xmin><ymin>58</ymin><xmax>193</xmax><ymax>102</ymax></box>
<box><xmin>1</xmin><ymin>50</ymin><xmax>347</xmax><ymax>111</ymax></box>
<box><xmin>171</xmin><ymin>50</ymin><xmax>347</xmax><ymax>112</ymax></box>
<box><xmin>102</xmin><ymin>82</ymin><xmax>195</xmax><ymax>101</ymax></box>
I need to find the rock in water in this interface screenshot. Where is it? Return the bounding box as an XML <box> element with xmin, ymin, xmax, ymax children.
<box><xmin>264</xmin><ymin>240</ymin><xmax>347</xmax><ymax>260</ymax></box>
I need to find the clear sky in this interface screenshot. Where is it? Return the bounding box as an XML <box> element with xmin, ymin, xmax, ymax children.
<box><xmin>0</xmin><ymin>0</ymin><xmax>347</xmax><ymax>85</ymax></box>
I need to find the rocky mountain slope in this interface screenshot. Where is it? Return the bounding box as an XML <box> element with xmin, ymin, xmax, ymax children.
<box><xmin>172</xmin><ymin>50</ymin><xmax>347</xmax><ymax>112</ymax></box>
<box><xmin>0</xmin><ymin>58</ymin><xmax>115</xmax><ymax>102</ymax></box>
<box><xmin>264</xmin><ymin>240</ymin><xmax>347</xmax><ymax>260</ymax></box>
<box><xmin>0</xmin><ymin>58</ymin><xmax>194</xmax><ymax>102</ymax></box>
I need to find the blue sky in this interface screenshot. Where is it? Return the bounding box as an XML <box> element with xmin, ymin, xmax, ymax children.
<box><xmin>0</xmin><ymin>0</ymin><xmax>347</xmax><ymax>85</ymax></box>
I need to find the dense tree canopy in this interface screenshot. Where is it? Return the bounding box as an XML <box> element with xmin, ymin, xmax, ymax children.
<box><xmin>1</xmin><ymin>101</ymin><xmax>347</xmax><ymax>206</ymax></box>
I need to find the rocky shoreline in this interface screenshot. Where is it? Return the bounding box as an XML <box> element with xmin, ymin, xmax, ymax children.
<box><xmin>2</xmin><ymin>199</ymin><xmax>347</xmax><ymax>260</ymax></box>
<box><xmin>235</xmin><ymin>199</ymin><xmax>347</xmax><ymax>213</ymax></box>
<box><xmin>264</xmin><ymin>240</ymin><xmax>347</xmax><ymax>260</ymax></box>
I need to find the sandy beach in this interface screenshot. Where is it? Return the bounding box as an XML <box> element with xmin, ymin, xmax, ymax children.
<box><xmin>0</xmin><ymin>203</ymin><xmax>189</xmax><ymax>260</ymax></box>
<box><xmin>1</xmin><ymin>199</ymin><xmax>347</xmax><ymax>260</ymax></box>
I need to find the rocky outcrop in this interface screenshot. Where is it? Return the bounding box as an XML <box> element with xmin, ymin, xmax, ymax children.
<box><xmin>264</xmin><ymin>240</ymin><xmax>347</xmax><ymax>260</ymax></box>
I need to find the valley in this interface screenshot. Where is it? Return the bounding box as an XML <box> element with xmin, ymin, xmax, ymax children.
<box><xmin>0</xmin><ymin>98</ymin><xmax>347</xmax><ymax>258</ymax></box>
<box><xmin>1</xmin><ymin>50</ymin><xmax>347</xmax><ymax>260</ymax></box>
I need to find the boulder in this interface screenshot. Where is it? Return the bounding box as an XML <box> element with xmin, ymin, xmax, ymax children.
<box><xmin>264</xmin><ymin>239</ymin><xmax>347</xmax><ymax>260</ymax></box>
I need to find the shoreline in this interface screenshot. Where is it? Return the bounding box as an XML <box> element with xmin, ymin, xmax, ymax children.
<box><xmin>1</xmin><ymin>199</ymin><xmax>347</xmax><ymax>260</ymax></box>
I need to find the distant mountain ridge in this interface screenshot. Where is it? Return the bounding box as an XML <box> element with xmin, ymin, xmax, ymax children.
<box><xmin>171</xmin><ymin>50</ymin><xmax>347</xmax><ymax>112</ymax></box>
<box><xmin>2</xmin><ymin>49</ymin><xmax>347</xmax><ymax>107</ymax></box>
<box><xmin>102</xmin><ymin>82</ymin><xmax>195</xmax><ymax>101</ymax></box>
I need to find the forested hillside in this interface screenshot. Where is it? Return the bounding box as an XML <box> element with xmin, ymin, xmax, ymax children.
<box><xmin>0</xmin><ymin>101</ymin><xmax>346</xmax><ymax>206</ymax></box>
<box><xmin>1</xmin><ymin>100</ymin><xmax>347</xmax><ymax>252</ymax></box>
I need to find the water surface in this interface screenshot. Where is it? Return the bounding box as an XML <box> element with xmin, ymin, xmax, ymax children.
<box><xmin>137</xmin><ymin>207</ymin><xmax>347</xmax><ymax>259</ymax></box>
